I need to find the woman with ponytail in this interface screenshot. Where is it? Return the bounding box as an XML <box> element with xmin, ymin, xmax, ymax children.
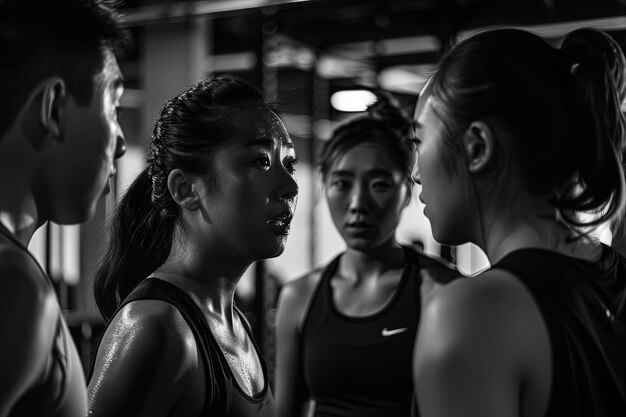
<box><xmin>411</xmin><ymin>28</ymin><xmax>626</xmax><ymax>417</ymax></box>
<box><xmin>88</xmin><ymin>74</ymin><xmax>297</xmax><ymax>417</ymax></box>
<box><xmin>275</xmin><ymin>93</ymin><xmax>457</xmax><ymax>417</ymax></box>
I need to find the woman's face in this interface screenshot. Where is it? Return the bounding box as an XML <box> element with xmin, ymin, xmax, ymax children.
<box><xmin>198</xmin><ymin>108</ymin><xmax>299</xmax><ymax>262</ymax></box>
<box><xmin>412</xmin><ymin>96</ymin><xmax>475</xmax><ymax>245</ymax></box>
<box><xmin>325</xmin><ymin>142</ymin><xmax>408</xmax><ymax>251</ymax></box>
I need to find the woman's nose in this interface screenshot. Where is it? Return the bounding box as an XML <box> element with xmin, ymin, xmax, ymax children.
<box><xmin>278</xmin><ymin>168</ymin><xmax>298</xmax><ymax>202</ymax></box>
<box><xmin>349</xmin><ymin>184</ymin><xmax>370</xmax><ymax>214</ymax></box>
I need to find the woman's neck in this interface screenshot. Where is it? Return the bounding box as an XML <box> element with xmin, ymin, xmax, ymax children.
<box><xmin>155</xmin><ymin>233</ymin><xmax>252</xmax><ymax>323</ymax></box>
<box><xmin>152</xmin><ymin>267</ymin><xmax>242</xmax><ymax>322</ymax></box>
<box><xmin>341</xmin><ymin>240</ymin><xmax>405</xmax><ymax>281</ymax></box>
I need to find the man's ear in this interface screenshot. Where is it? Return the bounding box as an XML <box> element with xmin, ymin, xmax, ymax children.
<box><xmin>461</xmin><ymin>121</ymin><xmax>495</xmax><ymax>174</ymax></box>
<box><xmin>21</xmin><ymin>77</ymin><xmax>66</xmax><ymax>151</ymax></box>
<box><xmin>167</xmin><ymin>168</ymin><xmax>202</xmax><ymax>211</ymax></box>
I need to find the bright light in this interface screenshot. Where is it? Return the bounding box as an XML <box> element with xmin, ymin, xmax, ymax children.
<box><xmin>330</xmin><ymin>90</ymin><xmax>377</xmax><ymax>112</ymax></box>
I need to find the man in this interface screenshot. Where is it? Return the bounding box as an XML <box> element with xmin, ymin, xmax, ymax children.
<box><xmin>0</xmin><ymin>1</ymin><xmax>129</xmax><ymax>415</ymax></box>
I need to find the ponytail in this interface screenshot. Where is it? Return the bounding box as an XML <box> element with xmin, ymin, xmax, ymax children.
<box><xmin>93</xmin><ymin>167</ymin><xmax>176</xmax><ymax>320</ymax></box>
<box><xmin>558</xmin><ymin>28</ymin><xmax>626</xmax><ymax>229</ymax></box>
<box><xmin>427</xmin><ymin>28</ymin><xmax>626</xmax><ymax>234</ymax></box>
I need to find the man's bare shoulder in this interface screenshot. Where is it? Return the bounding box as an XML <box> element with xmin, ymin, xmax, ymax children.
<box><xmin>0</xmin><ymin>242</ymin><xmax>55</xmax><ymax>306</ymax></box>
<box><xmin>0</xmin><ymin>241</ymin><xmax>60</xmax><ymax>411</ymax></box>
<box><xmin>0</xmin><ymin>241</ymin><xmax>59</xmax><ymax>350</ymax></box>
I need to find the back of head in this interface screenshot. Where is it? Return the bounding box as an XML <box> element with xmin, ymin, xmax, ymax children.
<box><xmin>426</xmin><ymin>27</ymin><xmax>626</xmax><ymax>232</ymax></box>
<box><xmin>319</xmin><ymin>91</ymin><xmax>414</xmax><ymax>194</ymax></box>
<box><xmin>94</xmin><ymin>74</ymin><xmax>277</xmax><ymax>320</ymax></box>
<box><xmin>0</xmin><ymin>0</ymin><xmax>129</xmax><ymax>137</ymax></box>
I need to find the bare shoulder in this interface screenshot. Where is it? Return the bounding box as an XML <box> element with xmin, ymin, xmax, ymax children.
<box><xmin>419</xmin><ymin>267</ymin><xmax>545</xmax><ymax>354</ymax></box>
<box><xmin>0</xmin><ymin>244</ymin><xmax>60</xmax><ymax>411</ymax></box>
<box><xmin>415</xmin><ymin>267</ymin><xmax>551</xmax><ymax>417</ymax></box>
<box><xmin>276</xmin><ymin>268</ymin><xmax>324</xmax><ymax>333</ymax></box>
<box><xmin>99</xmin><ymin>299</ymin><xmax>196</xmax><ymax>362</ymax></box>
<box><xmin>424</xmin><ymin>268</ymin><xmax>533</xmax><ymax>319</ymax></box>
<box><xmin>280</xmin><ymin>268</ymin><xmax>323</xmax><ymax>304</ymax></box>
<box><xmin>0</xmin><ymin>244</ymin><xmax>58</xmax><ymax>344</ymax></box>
<box><xmin>0</xmin><ymin>243</ymin><xmax>54</xmax><ymax>302</ymax></box>
<box><xmin>89</xmin><ymin>300</ymin><xmax>200</xmax><ymax>416</ymax></box>
<box><xmin>91</xmin><ymin>298</ymin><xmax>199</xmax><ymax>386</ymax></box>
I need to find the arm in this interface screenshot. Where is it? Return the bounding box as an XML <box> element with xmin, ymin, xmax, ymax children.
<box><xmin>275</xmin><ymin>274</ymin><xmax>317</xmax><ymax>417</ymax></box>
<box><xmin>88</xmin><ymin>300</ymin><xmax>199</xmax><ymax>417</ymax></box>
<box><xmin>413</xmin><ymin>270</ymin><xmax>539</xmax><ymax>417</ymax></box>
<box><xmin>0</xmin><ymin>254</ymin><xmax>58</xmax><ymax>417</ymax></box>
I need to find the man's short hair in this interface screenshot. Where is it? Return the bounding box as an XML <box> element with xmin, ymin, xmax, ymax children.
<box><xmin>0</xmin><ymin>0</ymin><xmax>130</xmax><ymax>137</ymax></box>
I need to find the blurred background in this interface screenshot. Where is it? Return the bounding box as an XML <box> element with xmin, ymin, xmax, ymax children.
<box><xmin>29</xmin><ymin>0</ymin><xmax>626</xmax><ymax>382</ymax></box>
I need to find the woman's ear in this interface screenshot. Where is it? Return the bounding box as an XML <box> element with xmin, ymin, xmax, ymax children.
<box><xmin>461</xmin><ymin>121</ymin><xmax>495</xmax><ymax>174</ymax></box>
<box><xmin>167</xmin><ymin>169</ymin><xmax>201</xmax><ymax>211</ymax></box>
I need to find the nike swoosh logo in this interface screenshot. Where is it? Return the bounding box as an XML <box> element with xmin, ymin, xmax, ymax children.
<box><xmin>381</xmin><ymin>327</ymin><xmax>408</xmax><ymax>337</ymax></box>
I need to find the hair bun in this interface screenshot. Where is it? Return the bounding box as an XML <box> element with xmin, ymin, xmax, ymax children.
<box><xmin>366</xmin><ymin>91</ymin><xmax>412</xmax><ymax>138</ymax></box>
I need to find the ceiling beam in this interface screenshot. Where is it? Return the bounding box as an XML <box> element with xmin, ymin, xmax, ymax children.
<box><xmin>121</xmin><ymin>0</ymin><xmax>312</xmax><ymax>26</ymax></box>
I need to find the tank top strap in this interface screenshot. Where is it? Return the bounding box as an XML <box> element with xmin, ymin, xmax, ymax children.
<box><xmin>299</xmin><ymin>254</ymin><xmax>342</xmax><ymax>333</ymax></box>
<box><xmin>320</xmin><ymin>253</ymin><xmax>343</xmax><ymax>284</ymax></box>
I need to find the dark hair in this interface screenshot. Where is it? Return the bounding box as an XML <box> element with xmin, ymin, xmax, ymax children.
<box><xmin>319</xmin><ymin>91</ymin><xmax>414</xmax><ymax>196</ymax></box>
<box><xmin>425</xmin><ymin>28</ymin><xmax>626</xmax><ymax>232</ymax></box>
<box><xmin>94</xmin><ymin>75</ymin><xmax>279</xmax><ymax>320</ymax></box>
<box><xmin>0</xmin><ymin>0</ymin><xmax>130</xmax><ymax>138</ymax></box>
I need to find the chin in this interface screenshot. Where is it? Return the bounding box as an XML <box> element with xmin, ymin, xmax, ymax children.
<box><xmin>270</xmin><ymin>237</ymin><xmax>289</xmax><ymax>258</ymax></box>
<box><xmin>345</xmin><ymin>235</ymin><xmax>388</xmax><ymax>251</ymax></box>
<box><xmin>49</xmin><ymin>204</ymin><xmax>94</xmax><ymax>225</ymax></box>
<box><xmin>251</xmin><ymin>238</ymin><xmax>287</xmax><ymax>261</ymax></box>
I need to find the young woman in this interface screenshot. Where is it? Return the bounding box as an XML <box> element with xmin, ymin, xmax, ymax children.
<box><xmin>412</xmin><ymin>28</ymin><xmax>626</xmax><ymax>417</ymax></box>
<box><xmin>88</xmin><ymin>75</ymin><xmax>298</xmax><ymax>417</ymax></box>
<box><xmin>275</xmin><ymin>94</ymin><xmax>457</xmax><ymax>417</ymax></box>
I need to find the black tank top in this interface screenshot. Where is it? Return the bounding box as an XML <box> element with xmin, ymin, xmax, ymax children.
<box><xmin>99</xmin><ymin>277</ymin><xmax>278</xmax><ymax>417</ymax></box>
<box><xmin>494</xmin><ymin>244</ymin><xmax>626</xmax><ymax>417</ymax></box>
<box><xmin>302</xmin><ymin>248</ymin><xmax>423</xmax><ymax>417</ymax></box>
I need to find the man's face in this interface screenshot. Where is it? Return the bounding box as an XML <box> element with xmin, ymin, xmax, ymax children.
<box><xmin>39</xmin><ymin>48</ymin><xmax>126</xmax><ymax>224</ymax></box>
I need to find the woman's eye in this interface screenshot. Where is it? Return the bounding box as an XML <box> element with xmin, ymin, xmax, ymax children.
<box><xmin>330</xmin><ymin>179</ymin><xmax>349</xmax><ymax>190</ymax></box>
<box><xmin>256</xmin><ymin>154</ymin><xmax>271</xmax><ymax>170</ymax></box>
<box><xmin>372</xmin><ymin>181</ymin><xmax>392</xmax><ymax>190</ymax></box>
